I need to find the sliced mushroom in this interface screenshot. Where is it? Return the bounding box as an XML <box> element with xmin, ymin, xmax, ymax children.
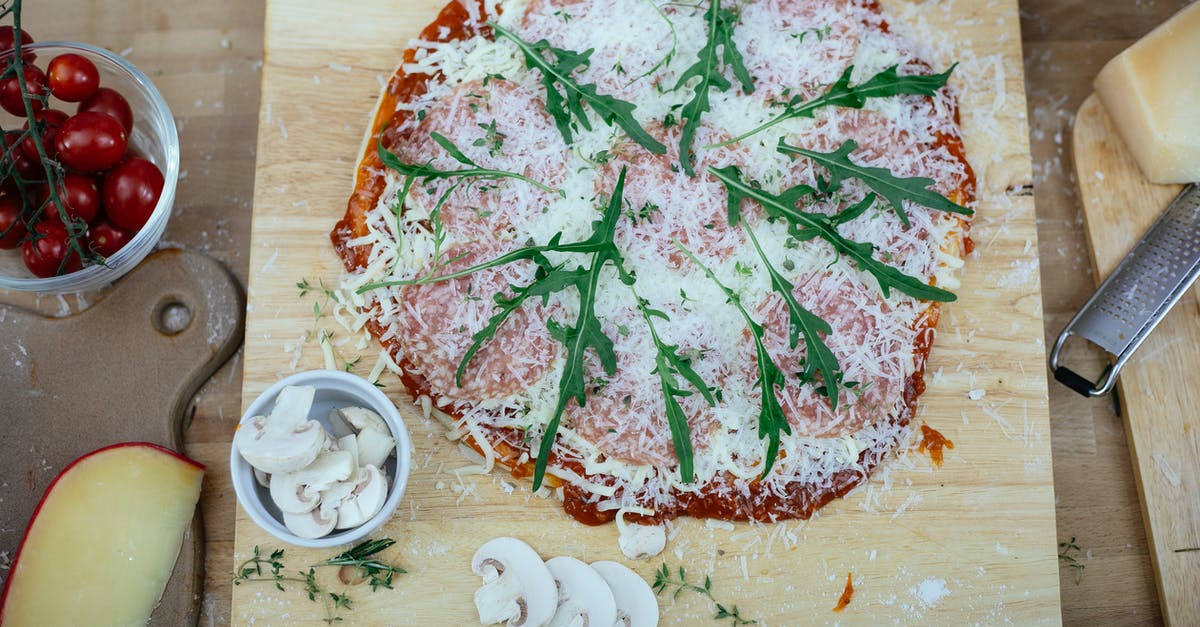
<box><xmin>472</xmin><ymin>537</ymin><xmax>557</xmax><ymax>627</ymax></box>
<box><xmin>330</xmin><ymin>406</ymin><xmax>389</xmax><ymax>436</ymax></box>
<box><xmin>338</xmin><ymin>434</ymin><xmax>360</xmax><ymax>470</ymax></box>
<box><xmin>333</xmin><ymin>464</ymin><xmax>389</xmax><ymax>529</ymax></box>
<box><xmin>590</xmin><ymin>561</ymin><xmax>659</xmax><ymax>627</ymax></box>
<box><xmin>234</xmin><ymin>385</ymin><xmax>325</xmax><ymax>474</ymax></box>
<box><xmin>253</xmin><ymin>468</ymin><xmax>271</xmax><ymax>489</ymax></box>
<box><xmin>356</xmin><ymin>427</ymin><xmax>396</xmax><ymax>469</ymax></box>
<box><xmin>283</xmin><ymin>507</ymin><xmax>337</xmax><ymax>539</ymax></box>
<box><xmin>546</xmin><ymin>556</ymin><xmax>617</xmax><ymax>627</ymax></box>
<box><xmin>268</xmin><ymin>449</ymin><xmax>356</xmax><ymax>514</ymax></box>
<box><xmin>616</xmin><ymin>512</ymin><xmax>666</xmax><ymax>561</ymax></box>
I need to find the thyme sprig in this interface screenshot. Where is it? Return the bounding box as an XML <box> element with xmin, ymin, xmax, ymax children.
<box><xmin>742</xmin><ymin>225</ymin><xmax>846</xmax><ymax>409</ymax></box>
<box><xmin>652</xmin><ymin>563</ymin><xmax>757</xmax><ymax>625</ymax></box>
<box><xmin>378</xmin><ymin>132</ymin><xmax>555</xmax><ymax>195</ymax></box>
<box><xmin>776</xmin><ymin>138</ymin><xmax>972</xmax><ymax>227</ymax></box>
<box><xmin>712</xmin><ymin>64</ymin><xmax>956</xmax><ymax>148</ymax></box>
<box><xmin>1057</xmin><ymin>536</ymin><xmax>1086</xmax><ymax>584</ymax></box>
<box><xmin>489</xmin><ymin>21</ymin><xmax>666</xmax><ymax>155</ymax></box>
<box><xmin>710</xmin><ymin>164</ymin><xmax>955</xmax><ymax>302</ymax></box>
<box><xmin>676</xmin><ymin>241</ymin><xmax>790</xmax><ymax>478</ymax></box>
<box><xmin>233</xmin><ymin>540</ymin><xmax>406</xmax><ymax>624</ymax></box>
<box><xmin>674</xmin><ymin>0</ymin><xmax>753</xmax><ymax>176</ymax></box>
<box><xmin>624</xmin><ymin>0</ymin><xmax>679</xmax><ymax>87</ymax></box>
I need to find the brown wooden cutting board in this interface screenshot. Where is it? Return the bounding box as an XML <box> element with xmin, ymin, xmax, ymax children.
<box><xmin>1070</xmin><ymin>94</ymin><xmax>1200</xmax><ymax>625</ymax></box>
<box><xmin>233</xmin><ymin>0</ymin><xmax>1059</xmax><ymax>623</ymax></box>
<box><xmin>0</xmin><ymin>250</ymin><xmax>245</xmax><ymax>625</ymax></box>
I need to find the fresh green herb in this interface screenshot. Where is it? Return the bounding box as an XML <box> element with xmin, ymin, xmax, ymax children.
<box><xmin>472</xmin><ymin>120</ymin><xmax>507</xmax><ymax>157</ymax></box>
<box><xmin>631</xmin><ymin>201</ymin><xmax>660</xmax><ymax>225</ymax></box>
<box><xmin>792</xmin><ymin>25</ymin><xmax>831</xmax><ymax>43</ymax></box>
<box><xmin>379</xmin><ymin>132</ymin><xmax>552</xmax><ymax>194</ymax></box>
<box><xmin>1058</xmin><ymin>537</ymin><xmax>1086</xmax><ymax>584</ymax></box>
<box><xmin>233</xmin><ymin>540</ymin><xmax>405</xmax><ymax>623</ymax></box>
<box><xmin>590</xmin><ymin>149</ymin><xmax>612</xmax><ymax>164</ymax></box>
<box><xmin>743</xmin><ymin>226</ymin><xmax>846</xmax><ymax>409</ymax></box>
<box><xmin>776</xmin><ymin>139</ymin><xmax>972</xmax><ymax>227</ymax></box>
<box><xmin>713</xmin><ymin>64</ymin><xmax>956</xmax><ymax>147</ymax></box>
<box><xmin>625</xmin><ymin>0</ymin><xmax>679</xmax><ymax>87</ymax></box>
<box><xmin>652</xmin><ymin>564</ymin><xmax>757</xmax><ymax>625</ymax></box>
<box><xmin>674</xmin><ymin>0</ymin><xmax>753</xmax><ymax>176</ymax></box>
<box><xmin>709</xmin><ymin>165</ymin><xmax>956</xmax><ymax>302</ymax></box>
<box><xmin>489</xmin><ymin>21</ymin><xmax>666</xmax><ymax>155</ymax></box>
<box><xmin>676</xmin><ymin>242</ymin><xmax>790</xmax><ymax>478</ymax></box>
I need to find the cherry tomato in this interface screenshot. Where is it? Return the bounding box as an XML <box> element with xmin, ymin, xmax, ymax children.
<box><xmin>85</xmin><ymin>219</ymin><xmax>130</xmax><ymax>257</ymax></box>
<box><xmin>20</xmin><ymin>108</ymin><xmax>68</xmax><ymax>162</ymax></box>
<box><xmin>55</xmin><ymin>111</ymin><xmax>128</xmax><ymax>173</ymax></box>
<box><xmin>77</xmin><ymin>87</ymin><xmax>133</xmax><ymax>133</ymax></box>
<box><xmin>0</xmin><ymin>194</ymin><xmax>26</xmax><ymax>249</ymax></box>
<box><xmin>21</xmin><ymin>219</ymin><xmax>82</xmax><ymax>278</ymax></box>
<box><xmin>3</xmin><ymin>131</ymin><xmax>42</xmax><ymax>179</ymax></box>
<box><xmin>102</xmin><ymin>157</ymin><xmax>163</xmax><ymax>231</ymax></box>
<box><xmin>0</xmin><ymin>27</ymin><xmax>36</xmax><ymax>63</ymax></box>
<box><xmin>47</xmin><ymin>53</ymin><xmax>99</xmax><ymax>102</ymax></box>
<box><xmin>52</xmin><ymin>173</ymin><xmax>101</xmax><ymax>224</ymax></box>
<box><xmin>0</xmin><ymin>64</ymin><xmax>47</xmax><ymax>116</ymax></box>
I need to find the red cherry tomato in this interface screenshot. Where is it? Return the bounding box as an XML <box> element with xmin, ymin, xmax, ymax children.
<box><xmin>102</xmin><ymin>157</ymin><xmax>163</xmax><ymax>231</ymax></box>
<box><xmin>0</xmin><ymin>27</ymin><xmax>36</xmax><ymax>63</ymax></box>
<box><xmin>85</xmin><ymin>219</ymin><xmax>130</xmax><ymax>257</ymax></box>
<box><xmin>20</xmin><ymin>108</ymin><xmax>68</xmax><ymax>162</ymax></box>
<box><xmin>0</xmin><ymin>194</ymin><xmax>26</xmax><ymax>249</ymax></box>
<box><xmin>77</xmin><ymin>87</ymin><xmax>133</xmax><ymax>133</ymax></box>
<box><xmin>21</xmin><ymin>220</ymin><xmax>82</xmax><ymax>278</ymax></box>
<box><xmin>0</xmin><ymin>64</ymin><xmax>47</xmax><ymax>116</ymax></box>
<box><xmin>53</xmin><ymin>173</ymin><xmax>101</xmax><ymax>224</ymax></box>
<box><xmin>47</xmin><ymin>53</ymin><xmax>99</xmax><ymax>103</ymax></box>
<box><xmin>3</xmin><ymin>131</ymin><xmax>42</xmax><ymax>179</ymax></box>
<box><xmin>55</xmin><ymin>112</ymin><xmax>128</xmax><ymax>173</ymax></box>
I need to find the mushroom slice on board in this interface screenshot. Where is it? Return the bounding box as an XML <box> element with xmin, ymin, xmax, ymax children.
<box><xmin>234</xmin><ymin>385</ymin><xmax>325</xmax><ymax>474</ymax></box>
<box><xmin>472</xmin><ymin>537</ymin><xmax>557</xmax><ymax>627</ymax></box>
<box><xmin>590</xmin><ymin>561</ymin><xmax>659</xmax><ymax>627</ymax></box>
<box><xmin>545</xmin><ymin>556</ymin><xmax>617</xmax><ymax>627</ymax></box>
<box><xmin>333</xmin><ymin>464</ymin><xmax>389</xmax><ymax>529</ymax></box>
<box><xmin>616</xmin><ymin>511</ymin><xmax>666</xmax><ymax>560</ymax></box>
<box><xmin>268</xmin><ymin>449</ymin><xmax>356</xmax><ymax>514</ymax></box>
<box><xmin>283</xmin><ymin>507</ymin><xmax>337</xmax><ymax>539</ymax></box>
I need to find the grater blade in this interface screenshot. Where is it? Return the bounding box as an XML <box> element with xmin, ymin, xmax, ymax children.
<box><xmin>1050</xmin><ymin>183</ymin><xmax>1200</xmax><ymax>397</ymax></box>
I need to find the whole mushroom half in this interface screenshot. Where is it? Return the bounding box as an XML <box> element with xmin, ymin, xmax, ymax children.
<box><xmin>590</xmin><ymin>561</ymin><xmax>659</xmax><ymax>627</ymax></box>
<box><xmin>283</xmin><ymin>507</ymin><xmax>337</xmax><ymax>539</ymax></box>
<box><xmin>472</xmin><ymin>537</ymin><xmax>557</xmax><ymax>627</ymax></box>
<box><xmin>234</xmin><ymin>385</ymin><xmax>325</xmax><ymax>475</ymax></box>
<box><xmin>330</xmin><ymin>406</ymin><xmax>396</xmax><ymax>468</ymax></box>
<box><xmin>545</xmin><ymin>556</ymin><xmax>617</xmax><ymax>627</ymax></box>
<box><xmin>332</xmin><ymin>464</ymin><xmax>389</xmax><ymax>529</ymax></box>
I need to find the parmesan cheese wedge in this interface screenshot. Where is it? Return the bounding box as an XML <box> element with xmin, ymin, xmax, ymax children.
<box><xmin>1094</xmin><ymin>2</ymin><xmax>1200</xmax><ymax>184</ymax></box>
<box><xmin>0</xmin><ymin>443</ymin><xmax>204</xmax><ymax>626</ymax></box>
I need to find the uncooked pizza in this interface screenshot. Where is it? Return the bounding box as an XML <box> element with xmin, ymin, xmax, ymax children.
<box><xmin>332</xmin><ymin>0</ymin><xmax>975</xmax><ymax>525</ymax></box>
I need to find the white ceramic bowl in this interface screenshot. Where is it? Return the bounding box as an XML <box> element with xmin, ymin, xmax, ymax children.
<box><xmin>0</xmin><ymin>41</ymin><xmax>179</xmax><ymax>292</ymax></box>
<box><xmin>230</xmin><ymin>370</ymin><xmax>412</xmax><ymax>548</ymax></box>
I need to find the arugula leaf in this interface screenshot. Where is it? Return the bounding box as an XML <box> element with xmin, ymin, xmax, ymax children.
<box><xmin>676</xmin><ymin>242</ymin><xmax>790</xmax><ymax>479</ymax></box>
<box><xmin>709</xmin><ymin>164</ymin><xmax>955</xmax><ymax>302</ymax></box>
<box><xmin>490</xmin><ymin>22</ymin><xmax>666</xmax><ymax>155</ymax></box>
<box><xmin>714</xmin><ymin>63</ymin><xmax>956</xmax><ymax>147</ymax></box>
<box><xmin>377</xmin><ymin>133</ymin><xmax>554</xmax><ymax>194</ymax></box>
<box><xmin>675</xmin><ymin>0</ymin><xmax>754</xmax><ymax>176</ymax></box>
<box><xmin>743</xmin><ymin>226</ymin><xmax>844</xmax><ymax>410</ymax></box>
<box><xmin>776</xmin><ymin>138</ymin><xmax>972</xmax><ymax>227</ymax></box>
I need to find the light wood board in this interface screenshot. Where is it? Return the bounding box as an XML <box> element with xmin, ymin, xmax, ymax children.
<box><xmin>233</xmin><ymin>0</ymin><xmax>1059</xmax><ymax>623</ymax></box>
<box><xmin>1070</xmin><ymin>94</ymin><xmax>1200</xmax><ymax>626</ymax></box>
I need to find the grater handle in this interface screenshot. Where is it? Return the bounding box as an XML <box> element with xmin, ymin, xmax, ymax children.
<box><xmin>1048</xmin><ymin>328</ymin><xmax>1120</xmax><ymax>397</ymax></box>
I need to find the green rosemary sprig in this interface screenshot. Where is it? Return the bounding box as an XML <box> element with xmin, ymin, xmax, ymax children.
<box><xmin>489</xmin><ymin>21</ymin><xmax>666</xmax><ymax>155</ymax></box>
<box><xmin>674</xmin><ymin>0</ymin><xmax>753</xmax><ymax>176</ymax></box>
<box><xmin>676</xmin><ymin>241</ymin><xmax>790</xmax><ymax>478</ymax></box>
<box><xmin>316</xmin><ymin>538</ymin><xmax>407</xmax><ymax>591</ymax></box>
<box><xmin>712</xmin><ymin>64</ymin><xmax>956</xmax><ymax>148</ymax></box>
<box><xmin>776</xmin><ymin>138</ymin><xmax>972</xmax><ymax>227</ymax></box>
<box><xmin>710</xmin><ymin>164</ymin><xmax>955</xmax><ymax>302</ymax></box>
<box><xmin>652</xmin><ymin>563</ymin><xmax>757</xmax><ymax>625</ymax></box>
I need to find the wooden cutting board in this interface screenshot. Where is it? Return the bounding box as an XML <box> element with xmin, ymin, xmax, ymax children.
<box><xmin>1070</xmin><ymin>94</ymin><xmax>1200</xmax><ymax>625</ymax></box>
<box><xmin>0</xmin><ymin>250</ymin><xmax>245</xmax><ymax>625</ymax></box>
<box><xmin>233</xmin><ymin>0</ymin><xmax>1059</xmax><ymax>623</ymax></box>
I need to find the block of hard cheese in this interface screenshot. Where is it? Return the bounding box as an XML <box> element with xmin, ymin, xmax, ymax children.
<box><xmin>0</xmin><ymin>443</ymin><xmax>204</xmax><ymax>626</ymax></box>
<box><xmin>1094</xmin><ymin>2</ymin><xmax>1200</xmax><ymax>184</ymax></box>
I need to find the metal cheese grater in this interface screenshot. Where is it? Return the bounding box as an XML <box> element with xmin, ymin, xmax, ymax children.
<box><xmin>1050</xmin><ymin>183</ymin><xmax>1200</xmax><ymax>397</ymax></box>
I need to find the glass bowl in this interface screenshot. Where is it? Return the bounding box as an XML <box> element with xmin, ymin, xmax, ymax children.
<box><xmin>0</xmin><ymin>41</ymin><xmax>179</xmax><ymax>293</ymax></box>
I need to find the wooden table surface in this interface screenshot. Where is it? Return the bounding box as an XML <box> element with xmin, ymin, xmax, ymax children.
<box><xmin>5</xmin><ymin>0</ymin><xmax>1192</xmax><ymax>624</ymax></box>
